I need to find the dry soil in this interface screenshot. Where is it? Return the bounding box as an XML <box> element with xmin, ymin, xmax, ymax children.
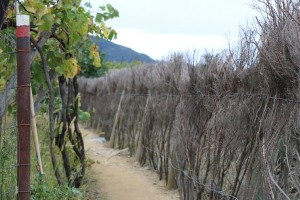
<box><xmin>82</xmin><ymin>125</ymin><xmax>180</xmax><ymax>200</ymax></box>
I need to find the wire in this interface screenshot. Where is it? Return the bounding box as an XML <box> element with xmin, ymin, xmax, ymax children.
<box><xmin>139</xmin><ymin>142</ymin><xmax>239</xmax><ymax>200</ymax></box>
<box><xmin>80</xmin><ymin>91</ymin><xmax>300</xmax><ymax>104</ymax></box>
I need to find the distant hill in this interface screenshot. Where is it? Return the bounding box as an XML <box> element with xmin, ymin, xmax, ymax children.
<box><xmin>90</xmin><ymin>36</ymin><xmax>155</xmax><ymax>63</ymax></box>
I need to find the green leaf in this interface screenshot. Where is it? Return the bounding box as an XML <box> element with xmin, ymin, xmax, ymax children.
<box><xmin>95</xmin><ymin>13</ymin><xmax>103</xmax><ymax>23</ymax></box>
<box><xmin>108</xmin><ymin>29</ymin><xmax>117</xmax><ymax>40</ymax></box>
<box><xmin>36</xmin><ymin>14</ymin><xmax>54</xmax><ymax>31</ymax></box>
<box><xmin>79</xmin><ymin>111</ymin><xmax>90</xmax><ymax>122</ymax></box>
<box><xmin>64</xmin><ymin>0</ymin><xmax>73</xmax><ymax>9</ymax></box>
<box><xmin>99</xmin><ymin>6</ymin><xmax>106</xmax><ymax>11</ymax></box>
<box><xmin>55</xmin><ymin>65</ymin><xmax>65</xmax><ymax>76</ymax></box>
<box><xmin>57</xmin><ymin>0</ymin><xmax>63</xmax><ymax>9</ymax></box>
<box><xmin>84</xmin><ymin>2</ymin><xmax>92</xmax><ymax>8</ymax></box>
<box><xmin>107</xmin><ymin>4</ymin><xmax>119</xmax><ymax>18</ymax></box>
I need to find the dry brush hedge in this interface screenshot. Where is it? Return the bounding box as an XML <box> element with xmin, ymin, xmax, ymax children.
<box><xmin>78</xmin><ymin>59</ymin><xmax>300</xmax><ymax>200</ymax></box>
<box><xmin>79</xmin><ymin>1</ymin><xmax>300</xmax><ymax>199</ymax></box>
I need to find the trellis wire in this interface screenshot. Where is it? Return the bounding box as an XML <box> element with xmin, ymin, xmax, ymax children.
<box><xmin>139</xmin><ymin>141</ymin><xmax>239</xmax><ymax>200</ymax></box>
<box><xmin>81</xmin><ymin>91</ymin><xmax>300</xmax><ymax>104</ymax></box>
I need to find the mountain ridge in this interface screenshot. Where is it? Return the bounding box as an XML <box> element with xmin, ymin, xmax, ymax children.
<box><xmin>90</xmin><ymin>36</ymin><xmax>155</xmax><ymax>63</ymax></box>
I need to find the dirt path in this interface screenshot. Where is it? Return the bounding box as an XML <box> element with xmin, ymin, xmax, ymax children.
<box><xmin>82</xmin><ymin>125</ymin><xmax>180</xmax><ymax>200</ymax></box>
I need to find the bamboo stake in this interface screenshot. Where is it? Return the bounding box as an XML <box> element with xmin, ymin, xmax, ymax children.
<box><xmin>109</xmin><ymin>90</ymin><xmax>125</xmax><ymax>148</ymax></box>
<box><xmin>30</xmin><ymin>88</ymin><xmax>44</xmax><ymax>175</ymax></box>
<box><xmin>135</xmin><ymin>91</ymin><xmax>150</xmax><ymax>162</ymax></box>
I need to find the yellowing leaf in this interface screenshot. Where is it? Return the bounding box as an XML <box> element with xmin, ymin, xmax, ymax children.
<box><xmin>93</xmin><ymin>56</ymin><xmax>101</xmax><ymax>68</ymax></box>
<box><xmin>87</xmin><ymin>18</ymin><xmax>93</xmax><ymax>25</ymax></box>
<box><xmin>6</xmin><ymin>7</ymin><xmax>14</xmax><ymax>18</ymax></box>
<box><xmin>64</xmin><ymin>58</ymin><xmax>79</xmax><ymax>78</ymax></box>
<box><xmin>78</xmin><ymin>22</ymin><xmax>89</xmax><ymax>36</ymax></box>
<box><xmin>89</xmin><ymin>45</ymin><xmax>101</xmax><ymax>67</ymax></box>
<box><xmin>0</xmin><ymin>78</ymin><xmax>6</xmax><ymax>91</ymax></box>
<box><xmin>24</xmin><ymin>0</ymin><xmax>46</xmax><ymax>15</ymax></box>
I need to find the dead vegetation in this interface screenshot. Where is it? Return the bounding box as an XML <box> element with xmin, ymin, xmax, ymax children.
<box><xmin>79</xmin><ymin>0</ymin><xmax>300</xmax><ymax>199</ymax></box>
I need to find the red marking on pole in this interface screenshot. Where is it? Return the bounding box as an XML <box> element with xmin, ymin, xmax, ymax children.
<box><xmin>16</xmin><ymin>26</ymin><xmax>30</xmax><ymax>37</ymax></box>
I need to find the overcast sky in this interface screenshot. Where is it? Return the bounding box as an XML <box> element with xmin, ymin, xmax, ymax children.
<box><xmin>82</xmin><ymin>0</ymin><xmax>258</xmax><ymax>60</ymax></box>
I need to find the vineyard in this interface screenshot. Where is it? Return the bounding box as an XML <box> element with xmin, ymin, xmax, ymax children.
<box><xmin>0</xmin><ymin>0</ymin><xmax>118</xmax><ymax>199</ymax></box>
<box><xmin>2</xmin><ymin>0</ymin><xmax>300</xmax><ymax>200</ymax></box>
<box><xmin>79</xmin><ymin>1</ymin><xmax>300</xmax><ymax>199</ymax></box>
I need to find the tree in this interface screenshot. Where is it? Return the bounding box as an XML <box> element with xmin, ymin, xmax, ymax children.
<box><xmin>0</xmin><ymin>0</ymin><xmax>118</xmax><ymax>187</ymax></box>
<box><xmin>0</xmin><ymin>0</ymin><xmax>10</xmax><ymax>29</ymax></box>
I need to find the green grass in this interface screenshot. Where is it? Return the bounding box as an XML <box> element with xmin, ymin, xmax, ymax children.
<box><xmin>30</xmin><ymin>115</ymin><xmax>87</xmax><ymax>200</ymax></box>
<box><xmin>0</xmin><ymin>118</ymin><xmax>18</xmax><ymax>200</ymax></box>
<box><xmin>0</xmin><ymin>113</ymin><xmax>96</xmax><ymax>199</ymax></box>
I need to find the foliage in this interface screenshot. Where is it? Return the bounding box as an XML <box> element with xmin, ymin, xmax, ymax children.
<box><xmin>30</xmin><ymin>174</ymin><xmax>83</xmax><ymax>200</ymax></box>
<box><xmin>29</xmin><ymin>115</ymin><xmax>87</xmax><ymax>199</ymax></box>
<box><xmin>0</xmin><ymin>0</ymin><xmax>119</xmax><ymax>192</ymax></box>
<box><xmin>80</xmin><ymin>52</ymin><xmax>144</xmax><ymax>77</ymax></box>
<box><xmin>0</xmin><ymin>119</ymin><xmax>17</xmax><ymax>200</ymax></box>
<box><xmin>19</xmin><ymin>0</ymin><xmax>117</xmax><ymax>78</ymax></box>
<box><xmin>0</xmin><ymin>28</ymin><xmax>16</xmax><ymax>90</ymax></box>
<box><xmin>77</xmin><ymin>39</ymin><xmax>105</xmax><ymax>77</ymax></box>
<box><xmin>78</xmin><ymin>110</ymin><xmax>90</xmax><ymax>124</ymax></box>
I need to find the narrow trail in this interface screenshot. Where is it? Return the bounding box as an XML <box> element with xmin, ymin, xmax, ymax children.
<box><xmin>81</xmin><ymin>125</ymin><xmax>180</xmax><ymax>200</ymax></box>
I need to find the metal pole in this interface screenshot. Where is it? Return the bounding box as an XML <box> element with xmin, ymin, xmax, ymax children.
<box><xmin>16</xmin><ymin>13</ymin><xmax>31</xmax><ymax>200</ymax></box>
